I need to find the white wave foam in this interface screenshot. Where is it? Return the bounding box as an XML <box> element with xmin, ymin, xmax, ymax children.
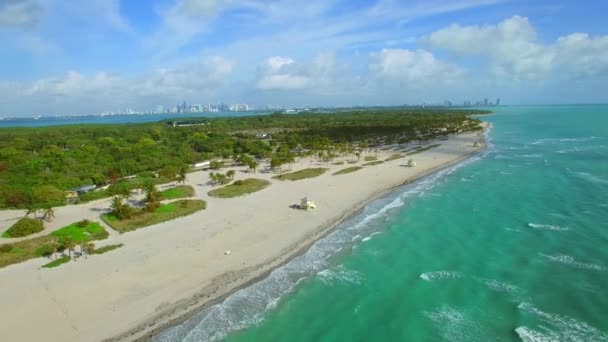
<box><xmin>420</xmin><ymin>271</ymin><xmax>463</xmax><ymax>281</ymax></box>
<box><xmin>527</xmin><ymin>223</ymin><xmax>569</xmax><ymax>231</ymax></box>
<box><xmin>557</xmin><ymin>145</ymin><xmax>607</xmax><ymax>154</ymax></box>
<box><xmin>515</xmin><ymin>326</ymin><xmax>556</xmax><ymax>342</ymax></box>
<box><xmin>540</xmin><ymin>253</ymin><xmax>606</xmax><ymax>271</ymax></box>
<box><xmin>517</xmin><ymin>302</ymin><xmax>608</xmax><ymax>341</ymax></box>
<box><xmin>361</xmin><ymin>231</ymin><xmax>382</xmax><ymax>242</ymax></box>
<box><xmin>424</xmin><ymin>306</ymin><xmax>488</xmax><ymax>341</ymax></box>
<box><xmin>519</xmin><ymin>154</ymin><xmax>543</xmax><ymax>158</ymax></box>
<box><xmin>531</xmin><ymin>136</ymin><xmax>599</xmax><ymax>145</ymax></box>
<box><xmin>573</xmin><ymin>171</ymin><xmax>608</xmax><ymax>185</ymax></box>
<box><xmin>351</xmin><ymin>234</ymin><xmax>361</xmax><ymax>242</ymax></box>
<box><xmin>317</xmin><ymin>265</ymin><xmax>363</xmax><ymax>285</ymax></box>
<box><xmin>484</xmin><ymin>279</ymin><xmax>519</xmax><ymax>293</ymax></box>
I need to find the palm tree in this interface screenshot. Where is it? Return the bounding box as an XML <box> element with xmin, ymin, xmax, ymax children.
<box><xmin>42</xmin><ymin>206</ymin><xmax>55</xmax><ymax>222</ymax></box>
<box><xmin>144</xmin><ymin>186</ymin><xmax>161</xmax><ymax>212</ymax></box>
<box><xmin>64</xmin><ymin>238</ymin><xmax>75</xmax><ymax>258</ymax></box>
<box><xmin>84</xmin><ymin>242</ymin><xmax>95</xmax><ymax>258</ymax></box>
<box><xmin>226</xmin><ymin>170</ymin><xmax>235</xmax><ymax>181</ymax></box>
<box><xmin>177</xmin><ymin>167</ymin><xmax>187</xmax><ymax>185</ymax></box>
<box><xmin>49</xmin><ymin>240</ymin><xmax>58</xmax><ymax>260</ymax></box>
<box><xmin>110</xmin><ymin>196</ymin><xmax>123</xmax><ymax>214</ymax></box>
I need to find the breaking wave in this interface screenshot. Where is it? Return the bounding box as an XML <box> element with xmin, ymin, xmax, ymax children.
<box><xmin>420</xmin><ymin>271</ymin><xmax>463</xmax><ymax>281</ymax></box>
<box><xmin>540</xmin><ymin>253</ymin><xmax>606</xmax><ymax>271</ymax></box>
<box><xmin>527</xmin><ymin>223</ymin><xmax>569</xmax><ymax>231</ymax></box>
<box><xmin>515</xmin><ymin>302</ymin><xmax>608</xmax><ymax>342</ymax></box>
<box><xmin>317</xmin><ymin>265</ymin><xmax>363</xmax><ymax>285</ymax></box>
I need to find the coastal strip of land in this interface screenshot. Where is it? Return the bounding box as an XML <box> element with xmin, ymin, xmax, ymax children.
<box><xmin>0</xmin><ymin>125</ymin><xmax>487</xmax><ymax>342</ymax></box>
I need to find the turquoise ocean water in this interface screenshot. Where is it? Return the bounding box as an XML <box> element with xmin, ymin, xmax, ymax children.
<box><xmin>155</xmin><ymin>105</ymin><xmax>608</xmax><ymax>342</ymax></box>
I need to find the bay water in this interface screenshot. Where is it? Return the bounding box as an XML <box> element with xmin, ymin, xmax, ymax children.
<box><xmin>155</xmin><ymin>105</ymin><xmax>608</xmax><ymax>341</ymax></box>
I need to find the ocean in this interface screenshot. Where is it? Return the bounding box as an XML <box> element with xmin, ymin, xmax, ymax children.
<box><xmin>155</xmin><ymin>105</ymin><xmax>606</xmax><ymax>341</ymax></box>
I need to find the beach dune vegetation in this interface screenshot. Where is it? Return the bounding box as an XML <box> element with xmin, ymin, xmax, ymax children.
<box><xmin>2</xmin><ymin>218</ymin><xmax>44</xmax><ymax>238</ymax></box>
<box><xmin>208</xmin><ymin>179</ymin><xmax>270</xmax><ymax>198</ymax></box>
<box><xmin>102</xmin><ymin>200</ymin><xmax>207</xmax><ymax>233</ymax></box>
<box><xmin>272</xmin><ymin>168</ymin><xmax>328</xmax><ymax>181</ymax></box>
<box><xmin>333</xmin><ymin>166</ymin><xmax>364</xmax><ymax>175</ymax></box>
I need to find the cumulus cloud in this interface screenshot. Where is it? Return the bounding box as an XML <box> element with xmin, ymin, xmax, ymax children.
<box><xmin>368</xmin><ymin>48</ymin><xmax>464</xmax><ymax>85</ymax></box>
<box><xmin>555</xmin><ymin>33</ymin><xmax>608</xmax><ymax>78</ymax></box>
<box><xmin>255</xmin><ymin>52</ymin><xmax>363</xmax><ymax>94</ymax></box>
<box><xmin>14</xmin><ymin>56</ymin><xmax>235</xmax><ymax>114</ymax></box>
<box><xmin>135</xmin><ymin>56</ymin><xmax>235</xmax><ymax>97</ymax></box>
<box><xmin>256</xmin><ymin>56</ymin><xmax>312</xmax><ymax>90</ymax></box>
<box><xmin>0</xmin><ymin>0</ymin><xmax>43</xmax><ymax>28</ymax></box>
<box><xmin>421</xmin><ymin>16</ymin><xmax>608</xmax><ymax>80</ymax></box>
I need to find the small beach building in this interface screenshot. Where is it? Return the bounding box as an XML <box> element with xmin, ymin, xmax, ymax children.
<box><xmin>407</xmin><ymin>159</ymin><xmax>416</xmax><ymax>167</ymax></box>
<box><xmin>72</xmin><ymin>185</ymin><xmax>96</xmax><ymax>196</ymax></box>
<box><xmin>193</xmin><ymin>161</ymin><xmax>211</xmax><ymax>169</ymax></box>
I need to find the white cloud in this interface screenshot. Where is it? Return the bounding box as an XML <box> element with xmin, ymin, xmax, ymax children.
<box><xmin>368</xmin><ymin>48</ymin><xmax>464</xmax><ymax>85</ymax></box>
<box><xmin>422</xmin><ymin>15</ymin><xmax>608</xmax><ymax>81</ymax></box>
<box><xmin>135</xmin><ymin>56</ymin><xmax>235</xmax><ymax>97</ymax></box>
<box><xmin>256</xmin><ymin>51</ymin><xmax>361</xmax><ymax>96</ymax></box>
<box><xmin>14</xmin><ymin>56</ymin><xmax>235</xmax><ymax>114</ymax></box>
<box><xmin>256</xmin><ymin>56</ymin><xmax>312</xmax><ymax>90</ymax></box>
<box><xmin>422</xmin><ymin>16</ymin><xmax>553</xmax><ymax>80</ymax></box>
<box><xmin>0</xmin><ymin>0</ymin><xmax>43</xmax><ymax>27</ymax></box>
<box><xmin>555</xmin><ymin>33</ymin><xmax>608</xmax><ymax>78</ymax></box>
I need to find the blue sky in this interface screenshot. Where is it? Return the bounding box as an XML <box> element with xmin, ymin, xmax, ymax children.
<box><xmin>1</xmin><ymin>0</ymin><xmax>607</xmax><ymax>116</ymax></box>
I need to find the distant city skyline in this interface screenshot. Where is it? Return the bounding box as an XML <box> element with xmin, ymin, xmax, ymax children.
<box><xmin>1</xmin><ymin>0</ymin><xmax>607</xmax><ymax>117</ymax></box>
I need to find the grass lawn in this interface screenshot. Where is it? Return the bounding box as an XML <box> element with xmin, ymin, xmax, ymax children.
<box><xmin>333</xmin><ymin>166</ymin><xmax>364</xmax><ymax>175</ymax></box>
<box><xmin>2</xmin><ymin>217</ymin><xmax>44</xmax><ymax>238</ymax></box>
<box><xmin>101</xmin><ymin>199</ymin><xmax>207</xmax><ymax>233</ymax></box>
<box><xmin>332</xmin><ymin>161</ymin><xmax>345</xmax><ymax>165</ymax></box>
<box><xmin>385</xmin><ymin>154</ymin><xmax>405</xmax><ymax>161</ymax></box>
<box><xmin>408</xmin><ymin>144</ymin><xmax>441</xmax><ymax>155</ymax></box>
<box><xmin>90</xmin><ymin>244</ymin><xmax>124</xmax><ymax>255</ymax></box>
<box><xmin>272</xmin><ymin>168</ymin><xmax>328</xmax><ymax>181</ymax></box>
<box><xmin>0</xmin><ymin>235</ymin><xmax>57</xmax><ymax>268</ymax></box>
<box><xmin>42</xmin><ymin>256</ymin><xmax>71</xmax><ymax>268</ymax></box>
<box><xmin>364</xmin><ymin>156</ymin><xmax>377</xmax><ymax>161</ymax></box>
<box><xmin>208</xmin><ymin>179</ymin><xmax>270</xmax><ymax>198</ymax></box>
<box><xmin>159</xmin><ymin>185</ymin><xmax>195</xmax><ymax>200</ymax></box>
<box><xmin>51</xmin><ymin>221</ymin><xmax>108</xmax><ymax>244</ymax></box>
<box><xmin>347</xmin><ymin>160</ymin><xmax>359</xmax><ymax>164</ymax></box>
<box><xmin>363</xmin><ymin>161</ymin><xmax>384</xmax><ymax>166</ymax></box>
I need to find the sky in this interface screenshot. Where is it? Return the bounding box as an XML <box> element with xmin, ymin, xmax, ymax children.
<box><xmin>0</xmin><ymin>0</ymin><xmax>607</xmax><ymax>116</ymax></box>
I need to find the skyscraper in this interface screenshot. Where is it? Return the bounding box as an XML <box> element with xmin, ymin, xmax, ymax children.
<box><xmin>484</xmin><ymin>98</ymin><xmax>488</xmax><ymax>106</ymax></box>
<box><xmin>496</xmin><ymin>98</ymin><xmax>501</xmax><ymax>106</ymax></box>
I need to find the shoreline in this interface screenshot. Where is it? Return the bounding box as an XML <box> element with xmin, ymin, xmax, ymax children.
<box><xmin>115</xmin><ymin>131</ymin><xmax>490</xmax><ymax>341</ymax></box>
<box><xmin>0</xmin><ymin>125</ymin><xmax>489</xmax><ymax>342</ymax></box>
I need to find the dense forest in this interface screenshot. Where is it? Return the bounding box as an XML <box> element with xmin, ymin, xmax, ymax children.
<box><xmin>0</xmin><ymin>108</ymin><xmax>489</xmax><ymax>209</ymax></box>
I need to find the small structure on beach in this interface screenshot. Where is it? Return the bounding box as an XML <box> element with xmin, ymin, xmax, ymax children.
<box><xmin>300</xmin><ymin>197</ymin><xmax>317</xmax><ymax>210</ymax></box>
<box><xmin>72</xmin><ymin>185</ymin><xmax>96</xmax><ymax>196</ymax></box>
<box><xmin>407</xmin><ymin>159</ymin><xmax>416</xmax><ymax>167</ymax></box>
<box><xmin>473</xmin><ymin>141</ymin><xmax>481</xmax><ymax>147</ymax></box>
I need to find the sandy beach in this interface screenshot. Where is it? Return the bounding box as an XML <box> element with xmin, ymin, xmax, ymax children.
<box><xmin>0</xmin><ymin>127</ymin><xmax>486</xmax><ymax>342</ymax></box>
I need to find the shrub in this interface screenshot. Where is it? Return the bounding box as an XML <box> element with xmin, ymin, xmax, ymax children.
<box><xmin>234</xmin><ymin>180</ymin><xmax>244</xmax><ymax>186</ymax></box>
<box><xmin>77</xmin><ymin>219</ymin><xmax>91</xmax><ymax>227</ymax></box>
<box><xmin>42</xmin><ymin>256</ymin><xmax>71</xmax><ymax>268</ymax></box>
<box><xmin>35</xmin><ymin>244</ymin><xmax>54</xmax><ymax>257</ymax></box>
<box><xmin>0</xmin><ymin>244</ymin><xmax>12</xmax><ymax>253</ymax></box>
<box><xmin>3</xmin><ymin>218</ymin><xmax>44</xmax><ymax>238</ymax></box>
